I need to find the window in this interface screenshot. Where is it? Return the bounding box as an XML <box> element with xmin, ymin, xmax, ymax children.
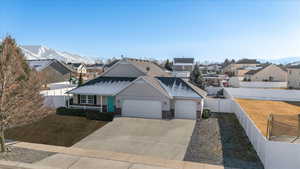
<box><xmin>87</xmin><ymin>95</ymin><xmax>94</xmax><ymax>104</ymax></box>
<box><xmin>80</xmin><ymin>95</ymin><xmax>94</xmax><ymax>104</ymax></box>
<box><xmin>80</xmin><ymin>95</ymin><xmax>86</xmax><ymax>104</ymax></box>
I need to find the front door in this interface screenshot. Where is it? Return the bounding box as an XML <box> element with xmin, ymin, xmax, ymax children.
<box><xmin>107</xmin><ymin>96</ymin><xmax>115</xmax><ymax>112</ymax></box>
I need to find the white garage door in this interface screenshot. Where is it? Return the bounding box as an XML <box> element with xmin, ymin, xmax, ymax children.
<box><xmin>175</xmin><ymin>100</ymin><xmax>197</xmax><ymax>119</ymax></box>
<box><xmin>122</xmin><ymin>100</ymin><xmax>162</xmax><ymax>119</ymax></box>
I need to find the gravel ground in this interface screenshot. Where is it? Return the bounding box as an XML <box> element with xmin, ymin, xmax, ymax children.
<box><xmin>184</xmin><ymin>113</ymin><xmax>264</xmax><ymax>169</ymax></box>
<box><xmin>0</xmin><ymin>146</ymin><xmax>55</xmax><ymax>163</ymax></box>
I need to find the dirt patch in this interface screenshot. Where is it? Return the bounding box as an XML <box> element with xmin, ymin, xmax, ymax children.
<box><xmin>5</xmin><ymin>114</ymin><xmax>107</xmax><ymax>147</ymax></box>
<box><xmin>184</xmin><ymin>113</ymin><xmax>264</xmax><ymax>169</ymax></box>
<box><xmin>0</xmin><ymin>146</ymin><xmax>55</xmax><ymax>163</ymax></box>
<box><xmin>235</xmin><ymin>99</ymin><xmax>300</xmax><ymax>136</ymax></box>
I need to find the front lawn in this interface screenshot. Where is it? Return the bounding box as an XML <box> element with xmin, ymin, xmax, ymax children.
<box><xmin>5</xmin><ymin>114</ymin><xmax>108</xmax><ymax>147</ymax></box>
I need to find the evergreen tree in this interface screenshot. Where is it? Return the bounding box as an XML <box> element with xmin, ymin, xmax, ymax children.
<box><xmin>164</xmin><ymin>59</ymin><xmax>172</xmax><ymax>71</ymax></box>
<box><xmin>78</xmin><ymin>72</ymin><xmax>83</xmax><ymax>86</ymax></box>
<box><xmin>190</xmin><ymin>64</ymin><xmax>204</xmax><ymax>88</ymax></box>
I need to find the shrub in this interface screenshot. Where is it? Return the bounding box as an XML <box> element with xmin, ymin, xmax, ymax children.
<box><xmin>202</xmin><ymin>109</ymin><xmax>211</xmax><ymax>119</ymax></box>
<box><xmin>56</xmin><ymin>107</ymin><xmax>87</xmax><ymax>117</ymax></box>
<box><xmin>56</xmin><ymin>107</ymin><xmax>114</xmax><ymax>121</ymax></box>
<box><xmin>86</xmin><ymin>111</ymin><xmax>114</xmax><ymax>121</ymax></box>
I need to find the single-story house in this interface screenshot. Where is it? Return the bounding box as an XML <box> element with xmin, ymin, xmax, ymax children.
<box><xmin>67</xmin><ymin>75</ymin><xmax>206</xmax><ymax>119</ymax></box>
<box><xmin>66</xmin><ymin>57</ymin><xmax>206</xmax><ymax>119</ymax></box>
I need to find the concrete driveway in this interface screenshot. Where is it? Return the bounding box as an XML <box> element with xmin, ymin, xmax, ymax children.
<box><xmin>74</xmin><ymin>117</ymin><xmax>196</xmax><ymax>160</ymax></box>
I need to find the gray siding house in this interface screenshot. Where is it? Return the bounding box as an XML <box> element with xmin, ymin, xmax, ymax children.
<box><xmin>67</xmin><ymin>58</ymin><xmax>206</xmax><ymax>119</ymax></box>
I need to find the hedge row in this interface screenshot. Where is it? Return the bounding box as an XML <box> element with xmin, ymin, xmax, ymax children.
<box><xmin>56</xmin><ymin>107</ymin><xmax>114</xmax><ymax>121</ymax></box>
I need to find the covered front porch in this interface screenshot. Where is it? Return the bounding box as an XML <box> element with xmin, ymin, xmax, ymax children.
<box><xmin>68</xmin><ymin>94</ymin><xmax>116</xmax><ymax>113</ymax></box>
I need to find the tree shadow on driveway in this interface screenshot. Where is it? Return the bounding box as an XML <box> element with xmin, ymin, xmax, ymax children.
<box><xmin>183</xmin><ymin>113</ymin><xmax>264</xmax><ymax>169</ymax></box>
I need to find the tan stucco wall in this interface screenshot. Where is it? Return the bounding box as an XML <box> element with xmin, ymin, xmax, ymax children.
<box><xmin>103</xmin><ymin>61</ymin><xmax>145</xmax><ymax>77</ymax></box>
<box><xmin>250</xmin><ymin>65</ymin><xmax>287</xmax><ymax>82</ymax></box>
<box><xmin>288</xmin><ymin>68</ymin><xmax>300</xmax><ymax>88</ymax></box>
<box><xmin>116</xmin><ymin>79</ymin><xmax>170</xmax><ymax>111</ymax></box>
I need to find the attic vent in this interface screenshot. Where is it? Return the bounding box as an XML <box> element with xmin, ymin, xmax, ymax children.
<box><xmin>146</xmin><ymin>67</ymin><xmax>150</xmax><ymax>72</ymax></box>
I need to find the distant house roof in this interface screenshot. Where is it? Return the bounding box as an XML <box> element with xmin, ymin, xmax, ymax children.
<box><xmin>287</xmin><ymin>64</ymin><xmax>300</xmax><ymax>69</ymax></box>
<box><xmin>174</xmin><ymin>58</ymin><xmax>194</xmax><ymax>64</ymax></box>
<box><xmin>124</xmin><ymin>58</ymin><xmax>170</xmax><ymax>77</ymax></box>
<box><xmin>245</xmin><ymin>64</ymin><xmax>287</xmax><ymax>75</ymax></box>
<box><xmin>236</xmin><ymin>59</ymin><xmax>260</xmax><ymax>64</ymax></box>
<box><xmin>27</xmin><ymin>59</ymin><xmax>73</xmax><ymax>74</ymax></box>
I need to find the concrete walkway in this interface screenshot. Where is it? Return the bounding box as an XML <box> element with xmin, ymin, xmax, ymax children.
<box><xmin>74</xmin><ymin>117</ymin><xmax>196</xmax><ymax>160</ymax></box>
<box><xmin>13</xmin><ymin>142</ymin><xmax>228</xmax><ymax>169</ymax></box>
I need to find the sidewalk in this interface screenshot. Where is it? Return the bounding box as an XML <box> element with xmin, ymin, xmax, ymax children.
<box><xmin>12</xmin><ymin>142</ymin><xmax>229</xmax><ymax>169</ymax></box>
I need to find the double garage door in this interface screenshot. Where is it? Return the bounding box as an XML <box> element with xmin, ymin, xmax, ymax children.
<box><xmin>122</xmin><ymin>100</ymin><xmax>162</xmax><ymax>119</ymax></box>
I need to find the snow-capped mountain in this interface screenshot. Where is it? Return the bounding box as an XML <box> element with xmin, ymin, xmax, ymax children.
<box><xmin>259</xmin><ymin>57</ymin><xmax>300</xmax><ymax>65</ymax></box>
<box><xmin>20</xmin><ymin>45</ymin><xmax>93</xmax><ymax>63</ymax></box>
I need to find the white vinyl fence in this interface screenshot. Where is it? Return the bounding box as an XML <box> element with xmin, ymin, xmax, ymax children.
<box><xmin>224</xmin><ymin>87</ymin><xmax>300</xmax><ymax>101</ymax></box>
<box><xmin>205</xmin><ymin>96</ymin><xmax>300</xmax><ymax>169</ymax></box>
<box><xmin>204</xmin><ymin>98</ymin><xmax>234</xmax><ymax>113</ymax></box>
<box><xmin>239</xmin><ymin>81</ymin><xmax>287</xmax><ymax>88</ymax></box>
<box><xmin>41</xmin><ymin>87</ymin><xmax>74</xmax><ymax>108</ymax></box>
<box><xmin>232</xmin><ymin>100</ymin><xmax>300</xmax><ymax>169</ymax></box>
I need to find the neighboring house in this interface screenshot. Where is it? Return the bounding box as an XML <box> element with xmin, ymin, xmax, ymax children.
<box><xmin>172</xmin><ymin>58</ymin><xmax>194</xmax><ymax>79</ymax></box>
<box><xmin>86</xmin><ymin>63</ymin><xmax>104</xmax><ymax>79</ymax></box>
<box><xmin>68</xmin><ymin>63</ymin><xmax>87</xmax><ymax>74</ymax></box>
<box><xmin>223</xmin><ymin>59</ymin><xmax>260</xmax><ymax>76</ymax></box>
<box><xmin>244</xmin><ymin>64</ymin><xmax>288</xmax><ymax>82</ymax></box>
<box><xmin>67</xmin><ymin>58</ymin><xmax>206</xmax><ymax>119</ymax></box>
<box><xmin>67</xmin><ymin>63</ymin><xmax>87</xmax><ymax>79</ymax></box>
<box><xmin>287</xmin><ymin>64</ymin><xmax>300</xmax><ymax>89</ymax></box>
<box><xmin>27</xmin><ymin>59</ymin><xmax>73</xmax><ymax>84</ymax></box>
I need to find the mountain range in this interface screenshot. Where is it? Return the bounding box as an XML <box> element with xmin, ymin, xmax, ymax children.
<box><xmin>20</xmin><ymin>45</ymin><xmax>92</xmax><ymax>63</ymax></box>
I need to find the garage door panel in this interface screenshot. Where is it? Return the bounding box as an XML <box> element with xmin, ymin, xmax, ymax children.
<box><xmin>122</xmin><ymin>100</ymin><xmax>162</xmax><ymax>119</ymax></box>
<box><xmin>175</xmin><ymin>100</ymin><xmax>197</xmax><ymax>119</ymax></box>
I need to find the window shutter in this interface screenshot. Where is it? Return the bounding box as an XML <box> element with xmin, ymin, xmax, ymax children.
<box><xmin>94</xmin><ymin>95</ymin><xmax>97</xmax><ymax>105</ymax></box>
<box><xmin>78</xmin><ymin>95</ymin><xmax>80</xmax><ymax>104</ymax></box>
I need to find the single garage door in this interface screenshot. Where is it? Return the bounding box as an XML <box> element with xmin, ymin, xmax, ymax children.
<box><xmin>122</xmin><ymin>100</ymin><xmax>162</xmax><ymax>118</ymax></box>
<box><xmin>175</xmin><ymin>100</ymin><xmax>197</xmax><ymax>119</ymax></box>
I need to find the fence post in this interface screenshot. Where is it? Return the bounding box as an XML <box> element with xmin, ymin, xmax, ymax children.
<box><xmin>267</xmin><ymin>113</ymin><xmax>273</xmax><ymax>140</ymax></box>
<box><xmin>298</xmin><ymin>114</ymin><xmax>300</xmax><ymax>138</ymax></box>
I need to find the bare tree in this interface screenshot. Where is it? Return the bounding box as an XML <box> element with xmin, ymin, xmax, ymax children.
<box><xmin>0</xmin><ymin>36</ymin><xmax>51</xmax><ymax>152</ymax></box>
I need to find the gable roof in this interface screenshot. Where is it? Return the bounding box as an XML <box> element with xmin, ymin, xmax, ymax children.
<box><xmin>245</xmin><ymin>64</ymin><xmax>287</xmax><ymax>75</ymax></box>
<box><xmin>27</xmin><ymin>59</ymin><xmax>73</xmax><ymax>74</ymax></box>
<box><xmin>117</xmin><ymin>76</ymin><xmax>172</xmax><ymax>99</ymax></box>
<box><xmin>174</xmin><ymin>58</ymin><xmax>194</xmax><ymax>64</ymax></box>
<box><xmin>236</xmin><ymin>59</ymin><xmax>260</xmax><ymax>64</ymax></box>
<box><xmin>126</xmin><ymin>58</ymin><xmax>170</xmax><ymax>77</ymax></box>
<box><xmin>67</xmin><ymin>76</ymin><xmax>205</xmax><ymax>99</ymax></box>
<box><xmin>101</xmin><ymin>58</ymin><xmax>170</xmax><ymax>77</ymax></box>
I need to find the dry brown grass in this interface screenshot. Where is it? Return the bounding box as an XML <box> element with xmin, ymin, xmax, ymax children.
<box><xmin>235</xmin><ymin>99</ymin><xmax>300</xmax><ymax>136</ymax></box>
<box><xmin>5</xmin><ymin>114</ymin><xmax>107</xmax><ymax>147</ymax></box>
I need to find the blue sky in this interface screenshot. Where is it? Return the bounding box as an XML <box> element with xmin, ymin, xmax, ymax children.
<box><xmin>1</xmin><ymin>0</ymin><xmax>300</xmax><ymax>62</ymax></box>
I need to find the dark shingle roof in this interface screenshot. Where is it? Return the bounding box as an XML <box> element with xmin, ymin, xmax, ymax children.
<box><xmin>82</xmin><ymin>76</ymin><xmax>136</xmax><ymax>87</ymax></box>
<box><xmin>174</xmin><ymin>58</ymin><xmax>194</xmax><ymax>64</ymax></box>
<box><xmin>157</xmin><ymin>77</ymin><xmax>206</xmax><ymax>98</ymax></box>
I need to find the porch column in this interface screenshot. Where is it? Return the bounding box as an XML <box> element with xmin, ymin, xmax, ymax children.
<box><xmin>100</xmin><ymin>96</ymin><xmax>103</xmax><ymax>112</ymax></box>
